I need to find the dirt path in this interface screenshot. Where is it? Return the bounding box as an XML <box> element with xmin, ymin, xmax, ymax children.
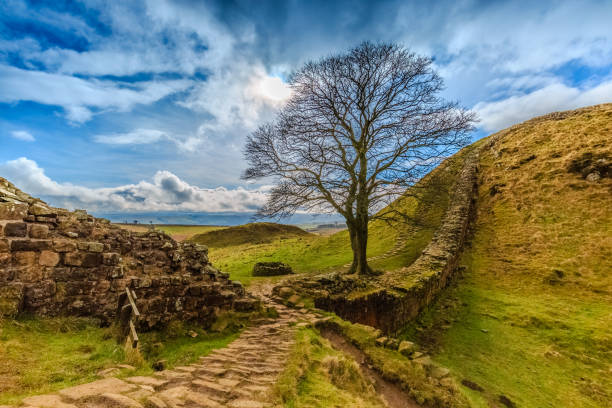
<box><xmin>320</xmin><ymin>328</ymin><xmax>420</xmax><ymax>408</ymax></box>
<box><xmin>14</xmin><ymin>299</ymin><xmax>317</xmax><ymax>408</ymax></box>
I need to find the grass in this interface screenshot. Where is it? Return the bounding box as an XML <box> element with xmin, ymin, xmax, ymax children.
<box><xmin>272</xmin><ymin>327</ymin><xmax>386</xmax><ymax>407</ymax></box>
<box><xmin>398</xmin><ymin>104</ymin><xmax>612</xmax><ymax>408</ymax></box>
<box><xmin>0</xmin><ymin>315</ymin><xmax>240</xmax><ymax>404</ymax></box>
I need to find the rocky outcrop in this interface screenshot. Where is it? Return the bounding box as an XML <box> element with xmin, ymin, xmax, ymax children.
<box><xmin>252</xmin><ymin>261</ymin><xmax>293</xmax><ymax>276</ymax></box>
<box><xmin>0</xmin><ymin>177</ymin><xmax>259</xmax><ymax>328</ymax></box>
<box><xmin>295</xmin><ymin>149</ymin><xmax>480</xmax><ymax>334</ymax></box>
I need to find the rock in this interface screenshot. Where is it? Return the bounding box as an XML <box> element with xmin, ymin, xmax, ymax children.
<box><xmin>97</xmin><ymin>367</ymin><xmax>120</xmax><ymax>377</ymax></box>
<box><xmin>481</xmin><ymin>329</ymin><xmax>489</xmax><ymax>333</ymax></box>
<box><xmin>586</xmin><ymin>171</ymin><xmax>601</xmax><ymax>182</ymax></box>
<box><xmin>29</xmin><ymin>224</ymin><xmax>49</xmax><ymax>239</ymax></box>
<box><xmin>410</xmin><ymin>351</ymin><xmax>424</xmax><ymax>360</ymax></box>
<box><xmin>22</xmin><ymin>394</ymin><xmax>77</xmax><ymax>408</ymax></box>
<box><xmin>286</xmin><ymin>294</ymin><xmax>301</xmax><ymax>306</ymax></box>
<box><xmin>278</xmin><ymin>286</ymin><xmax>294</xmax><ymax>299</ymax></box>
<box><xmin>88</xmin><ymin>393</ymin><xmax>143</xmax><ymax>408</ymax></box>
<box><xmin>398</xmin><ymin>340</ymin><xmax>418</xmax><ymax>356</ymax></box>
<box><xmin>375</xmin><ymin>336</ymin><xmax>388</xmax><ymax>347</ymax></box>
<box><xmin>461</xmin><ymin>379</ymin><xmax>484</xmax><ymax>392</ymax></box>
<box><xmin>144</xmin><ymin>396</ymin><xmax>168</xmax><ymax>408</ymax></box>
<box><xmin>252</xmin><ymin>261</ymin><xmax>293</xmax><ymax>276</ymax></box>
<box><xmin>431</xmin><ymin>366</ymin><xmax>450</xmax><ymax>379</ymax></box>
<box><xmin>0</xmin><ymin>202</ymin><xmax>28</xmax><ymax>219</ymax></box>
<box><xmin>59</xmin><ymin>378</ymin><xmax>136</xmax><ymax>401</ymax></box>
<box><xmin>4</xmin><ymin>222</ymin><xmax>27</xmax><ymax>237</ymax></box>
<box><xmin>153</xmin><ymin>359</ymin><xmax>167</xmax><ymax>371</ymax></box>
<box><xmin>29</xmin><ymin>203</ymin><xmax>55</xmax><ymax>216</ymax></box>
<box><xmin>413</xmin><ymin>355</ymin><xmax>433</xmax><ymax>367</ymax></box>
<box><xmin>125</xmin><ymin>376</ymin><xmax>168</xmax><ymax>389</ymax></box>
<box><xmin>39</xmin><ymin>250</ymin><xmax>60</xmax><ymax>266</ymax></box>
<box><xmin>0</xmin><ymin>283</ymin><xmax>24</xmax><ymax>318</ymax></box>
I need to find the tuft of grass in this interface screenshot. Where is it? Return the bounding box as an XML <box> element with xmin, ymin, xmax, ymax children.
<box><xmin>272</xmin><ymin>327</ymin><xmax>385</xmax><ymax>408</ymax></box>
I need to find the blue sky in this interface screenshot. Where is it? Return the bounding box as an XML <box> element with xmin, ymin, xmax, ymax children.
<box><xmin>1</xmin><ymin>0</ymin><xmax>611</xmax><ymax>214</ymax></box>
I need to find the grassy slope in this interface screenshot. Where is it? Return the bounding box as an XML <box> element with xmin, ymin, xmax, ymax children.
<box><xmin>191</xmin><ymin>222</ymin><xmax>311</xmax><ymax>248</ymax></box>
<box><xmin>196</xmin><ymin>158</ymin><xmax>463</xmax><ymax>286</ymax></box>
<box><xmin>401</xmin><ymin>104</ymin><xmax>612</xmax><ymax>407</ymax></box>
<box><xmin>0</xmin><ymin>316</ymin><xmax>238</xmax><ymax>404</ymax></box>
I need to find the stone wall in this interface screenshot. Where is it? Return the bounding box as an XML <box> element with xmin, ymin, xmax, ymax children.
<box><xmin>0</xmin><ymin>178</ymin><xmax>258</xmax><ymax>329</ymax></box>
<box><xmin>308</xmin><ymin>149</ymin><xmax>480</xmax><ymax>334</ymax></box>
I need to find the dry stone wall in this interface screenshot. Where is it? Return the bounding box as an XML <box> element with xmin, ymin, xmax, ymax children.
<box><xmin>0</xmin><ymin>177</ymin><xmax>258</xmax><ymax>329</ymax></box>
<box><xmin>291</xmin><ymin>149</ymin><xmax>480</xmax><ymax>334</ymax></box>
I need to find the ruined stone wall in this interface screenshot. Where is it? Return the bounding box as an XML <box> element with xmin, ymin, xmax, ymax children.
<box><xmin>312</xmin><ymin>149</ymin><xmax>480</xmax><ymax>334</ymax></box>
<box><xmin>0</xmin><ymin>178</ymin><xmax>258</xmax><ymax>329</ymax></box>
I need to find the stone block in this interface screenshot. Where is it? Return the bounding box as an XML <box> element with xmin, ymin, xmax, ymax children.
<box><xmin>0</xmin><ymin>224</ymin><xmax>3</xmax><ymax>236</ymax></box>
<box><xmin>103</xmin><ymin>252</ymin><xmax>120</xmax><ymax>265</ymax></box>
<box><xmin>0</xmin><ymin>202</ymin><xmax>28</xmax><ymax>220</ymax></box>
<box><xmin>4</xmin><ymin>222</ymin><xmax>27</xmax><ymax>237</ymax></box>
<box><xmin>29</xmin><ymin>224</ymin><xmax>49</xmax><ymax>239</ymax></box>
<box><xmin>82</xmin><ymin>253</ymin><xmax>103</xmax><ymax>267</ymax></box>
<box><xmin>53</xmin><ymin>239</ymin><xmax>77</xmax><ymax>252</ymax></box>
<box><xmin>13</xmin><ymin>251</ymin><xmax>37</xmax><ymax>266</ymax></box>
<box><xmin>0</xmin><ymin>239</ymin><xmax>8</xmax><ymax>252</ymax></box>
<box><xmin>40</xmin><ymin>250</ymin><xmax>60</xmax><ymax>266</ymax></box>
<box><xmin>88</xmin><ymin>242</ymin><xmax>104</xmax><ymax>253</ymax></box>
<box><xmin>0</xmin><ymin>252</ymin><xmax>10</xmax><ymax>267</ymax></box>
<box><xmin>11</xmin><ymin>239</ymin><xmax>50</xmax><ymax>251</ymax></box>
<box><xmin>64</xmin><ymin>252</ymin><xmax>83</xmax><ymax>266</ymax></box>
<box><xmin>59</xmin><ymin>378</ymin><xmax>136</xmax><ymax>401</ymax></box>
<box><xmin>0</xmin><ymin>283</ymin><xmax>24</xmax><ymax>317</ymax></box>
<box><xmin>29</xmin><ymin>202</ymin><xmax>55</xmax><ymax>216</ymax></box>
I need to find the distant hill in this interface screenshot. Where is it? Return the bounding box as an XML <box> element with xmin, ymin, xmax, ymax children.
<box><xmin>190</xmin><ymin>222</ymin><xmax>312</xmax><ymax>248</ymax></box>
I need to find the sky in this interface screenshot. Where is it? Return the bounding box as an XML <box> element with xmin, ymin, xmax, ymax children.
<box><xmin>1</xmin><ymin>0</ymin><xmax>611</xmax><ymax>215</ymax></box>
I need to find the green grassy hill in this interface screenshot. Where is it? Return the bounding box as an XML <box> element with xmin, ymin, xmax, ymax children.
<box><xmin>190</xmin><ymin>222</ymin><xmax>311</xmax><ymax>248</ymax></box>
<box><xmin>401</xmin><ymin>104</ymin><xmax>612</xmax><ymax>407</ymax></box>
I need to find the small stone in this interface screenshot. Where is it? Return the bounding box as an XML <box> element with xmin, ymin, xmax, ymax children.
<box><xmin>481</xmin><ymin>329</ymin><xmax>489</xmax><ymax>333</ymax></box>
<box><xmin>414</xmin><ymin>355</ymin><xmax>433</xmax><ymax>367</ymax></box>
<box><xmin>586</xmin><ymin>171</ymin><xmax>601</xmax><ymax>182</ymax></box>
<box><xmin>88</xmin><ymin>242</ymin><xmax>104</xmax><ymax>253</ymax></box>
<box><xmin>278</xmin><ymin>287</ymin><xmax>294</xmax><ymax>299</ymax></box>
<box><xmin>398</xmin><ymin>340</ymin><xmax>418</xmax><ymax>356</ymax></box>
<box><xmin>91</xmin><ymin>393</ymin><xmax>143</xmax><ymax>408</ymax></box>
<box><xmin>144</xmin><ymin>396</ymin><xmax>168</xmax><ymax>408</ymax></box>
<box><xmin>152</xmin><ymin>359</ymin><xmax>167</xmax><ymax>371</ymax></box>
<box><xmin>286</xmin><ymin>294</ymin><xmax>301</xmax><ymax>306</ymax></box>
<box><xmin>97</xmin><ymin>367</ymin><xmax>120</xmax><ymax>377</ymax></box>
<box><xmin>375</xmin><ymin>336</ymin><xmax>388</xmax><ymax>347</ymax></box>
<box><xmin>431</xmin><ymin>366</ymin><xmax>450</xmax><ymax>379</ymax></box>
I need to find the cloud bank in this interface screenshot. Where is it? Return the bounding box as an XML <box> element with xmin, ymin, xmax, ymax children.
<box><xmin>0</xmin><ymin>157</ymin><xmax>270</xmax><ymax>213</ymax></box>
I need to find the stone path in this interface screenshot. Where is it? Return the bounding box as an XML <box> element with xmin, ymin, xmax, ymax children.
<box><xmin>14</xmin><ymin>299</ymin><xmax>319</xmax><ymax>408</ymax></box>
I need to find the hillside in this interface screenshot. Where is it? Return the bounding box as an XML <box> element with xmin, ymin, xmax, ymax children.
<box><xmin>401</xmin><ymin>104</ymin><xmax>612</xmax><ymax>407</ymax></box>
<box><xmin>190</xmin><ymin>222</ymin><xmax>312</xmax><ymax>248</ymax></box>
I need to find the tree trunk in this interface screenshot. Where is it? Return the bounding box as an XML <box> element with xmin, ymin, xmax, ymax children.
<box><xmin>347</xmin><ymin>223</ymin><xmax>358</xmax><ymax>273</ymax></box>
<box><xmin>354</xmin><ymin>214</ymin><xmax>371</xmax><ymax>275</ymax></box>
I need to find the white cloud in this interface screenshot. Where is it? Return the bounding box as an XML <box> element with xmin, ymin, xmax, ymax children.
<box><xmin>0</xmin><ymin>157</ymin><xmax>270</xmax><ymax>213</ymax></box>
<box><xmin>0</xmin><ymin>65</ymin><xmax>193</xmax><ymax>123</ymax></box>
<box><xmin>474</xmin><ymin>79</ymin><xmax>612</xmax><ymax>132</ymax></box>
<box><xmin>10</xmin><ymin>130</ymin><xmax>35</xmax><ymax>142</ymax></box>
<box><xmin>94</xmin><ymin>128</ymin><xmax>208</xmax><ymax>152</ymax></box>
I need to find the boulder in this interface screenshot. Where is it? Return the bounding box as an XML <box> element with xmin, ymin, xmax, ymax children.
<box><xmin>252</xmin><ymin>261</ymin><xmax>293</xmax><ymax>276</ymax></box>
<box><xmin>398</xmin><ymin>340</ymin><xmax>418</xmax><ymax>356</ymax></box>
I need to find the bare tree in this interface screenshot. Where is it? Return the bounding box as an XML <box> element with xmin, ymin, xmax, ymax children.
<box><xmin>243</xmin><ymin>42</ymin><xmax>475</xmax><ymax>275</ymax></box>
